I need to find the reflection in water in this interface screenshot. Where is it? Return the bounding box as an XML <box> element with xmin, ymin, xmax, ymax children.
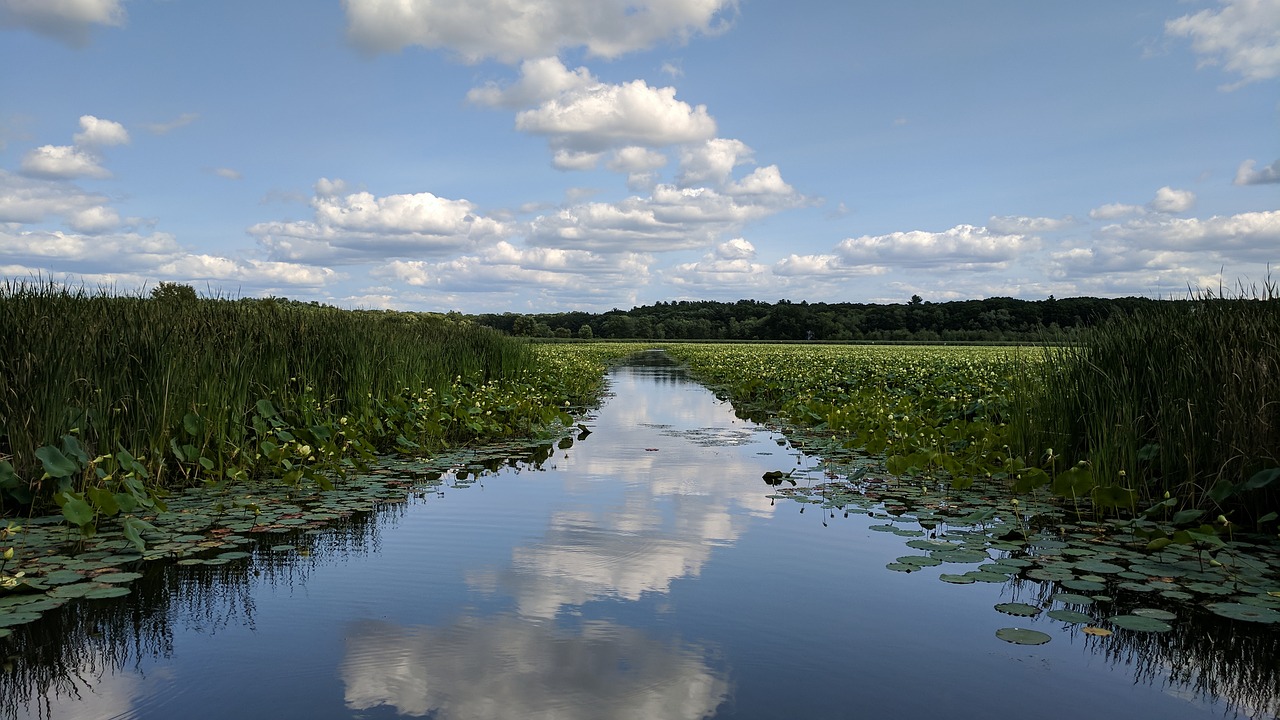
<box><xmin>342</xmin><ymin>615</ymin><xmax>728</xmax><ymax>719</ymax></box>
<box><xmin>3</xmin><ymin>352</ymin><xmax>1279</xmax><ymax>719</ymax></box>
<box><xmin>468</xmin><ymin>358</ymin><xmax>779</xmax><ymax>618</ymax></box>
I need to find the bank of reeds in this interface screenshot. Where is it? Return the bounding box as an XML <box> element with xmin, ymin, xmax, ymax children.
<box><xmin>1013</xmin><ymin>285</ymin><xmax>1279</xmax><ymax>520</ymax></box>
<box><xmin>0</xmin><ymin>281</ymin><xmax>537</xmax><ymax>511</ymax></box>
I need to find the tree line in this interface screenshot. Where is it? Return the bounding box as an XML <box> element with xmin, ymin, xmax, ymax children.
<box><xmin>471</xmin><ymin>295</ymin><xmax>1172</xmax><ymax>342</ymax></box>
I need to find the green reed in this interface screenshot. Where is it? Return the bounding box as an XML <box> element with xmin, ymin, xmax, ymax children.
<box><xmin>1013</xmin><ymin>284</ymin><xmax>1279</xmax><ymax>520</ymax></box>
<box><xmin>0</xmin><ymin>281</ymin><xmax>536</xmax><ymax>510</ymax></box>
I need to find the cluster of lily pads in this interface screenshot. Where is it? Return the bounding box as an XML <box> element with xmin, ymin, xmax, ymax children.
<box><xmin>0</xmin><ymin>431</ymin><xmax>582</xmax><ymax>638</ymax></box>
<box><xmin>762</xmin><ymin>446</ymin><xmax>1280</xmax><ymax>645</ymax></box>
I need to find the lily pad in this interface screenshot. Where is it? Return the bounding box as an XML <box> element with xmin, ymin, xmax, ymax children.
<box><xmin>938</xmin><ymin>573</ymin><xmax>976</xmax><ymax>584</ymax></box>
<box><xmin>84</xmin><ymin>585</ymin><xmax>131</xmax><ymax>599</ymax></box>
<box><xmin>0</xmin><ymin>611</ymin><xmax>42</xmax><ymax>628</ymax></box>
<box><xmin>1081</xmin><ymin>626</ymin><xmax>1112</xmax><ymax>637</ymax></box>
<box><xmin>995</xmin><ymin>627</ymin><xmax>1051</xmax><ymax>645</ymax></box>
<box><xmin>1051</xmin><ymin>593</ymin><xmax>1095</xmax><ymax>606</ymax></box>
<box><xmin>1073</xmin><ymin>559</ymin><xmax>1125</xmax><ymax>574</ymax></box>
<box><xmin>1047</xmin><ymin>609</ymin><xmax>1092</xmax><ymax>624</ymax></box>
<box><xmin>1205</xmin><ymin>603</ymin><xmax>1280</xmax><ymax>624</ymax></box>
<box><xmin>995</xmin><ymin>602</ymin><xmax>1041</xmax><ymax>617</ymax></box>
<box><xmin>1108</xmin><ymin>615</ymin><xmax>1173</xmax><ymax>632</ymax></box>
<box><xmin>95</xmin><ymin>572</ymin><xmax>143</xmax><ymax>584</ymax></box>
<box><xmin>1132</xmin><ymin>608</ymin><xmax>1177</xmax><ymax>621</ymax></box>
<box><xmin>1061</xmin><ymin>579</ymin><xmax>1107</xmax><ymax>592</ymax></box>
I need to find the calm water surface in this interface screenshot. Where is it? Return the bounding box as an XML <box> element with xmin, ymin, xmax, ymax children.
<box><xmin>5</xmin><ymin>352</ymin><xmax>1276</xmax><ymax>719</ymax></box>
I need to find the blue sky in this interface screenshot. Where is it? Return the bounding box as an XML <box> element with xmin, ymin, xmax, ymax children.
<box><xmin>1</xmin><ymin>0</ymin><xmax>1277</xmax><ymax>312</ymax></box>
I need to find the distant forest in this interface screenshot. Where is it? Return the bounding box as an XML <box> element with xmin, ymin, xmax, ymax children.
<box><xmin>471</xmin><ymin>295</ymin><xmax>1173</xmax><ymax>342</ymax></box>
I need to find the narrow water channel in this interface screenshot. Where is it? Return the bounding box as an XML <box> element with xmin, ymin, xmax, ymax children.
<box><xmin>4</xmin><ymin>352</ymin><xmax>1276</xmax><ymax>719</ymax></box>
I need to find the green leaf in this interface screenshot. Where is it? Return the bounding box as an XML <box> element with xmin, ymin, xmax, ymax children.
<box><xmin>1208</xmin><ymin>479</ymin><xmax>1237</xmax><ymax>504</ymax></box>
<box><xmin>59</xmin><ymin>493</ymin><xmax>95</xmax><ymax>527</ymax></box>
<box><xmin>61</xmin><ymin>435</ymin><xmax>90</xmax><ymax>465</ymax></box>
<box><xmin>36</xmin><ymin>445</ymin><xmax>79</xmax><ymax>479</ymax></box>
<box><xmin>1170</xmin><ymin>509</ymin><xmax>1205</xmax><ymax>526</ymax></box>
<box><xmin>87</xmin><ymin>486</ymin><xmax>119</xmax><ymax>517</ymax></box>
<box><xmin>256</xmin><ymin>399</ymin><xmax>278</xmax><ymax>418</ymax></box>
<box><xmin>183</xmin><ymin>412</ymin><xmax>204</xmax><ymax>437</ymax></box>
<box><xmin>1257</xmin><ymin>512</ymin><xmax>1278</xmax><ymax>525</ymax></box>
<box><xmin>1244</xmin><ymin>467</ymin><xmax>1280</xmax><ymax>491</ymax></box>
<box><xmin>169</xmin><ymin>438</ymin><xmax>187</xmax><ymax>462</ymax></box>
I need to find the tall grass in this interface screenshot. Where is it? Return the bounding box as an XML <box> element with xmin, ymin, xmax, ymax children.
<box><xmin>0</xmin><ymin>281</ymin><xmax>535</xmax><ymax>505</ymax></box>
<box><xmin>1013</xmin><ymin>284</ymin><xmax>1279</xmax><ymax>519</ymax></box>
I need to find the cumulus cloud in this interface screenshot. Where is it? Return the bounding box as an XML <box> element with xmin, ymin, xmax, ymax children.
<box><xmin>17</xmin><ymin>115</ymin><xmax>129</xmax><ymax>180</ymax></box>
<box><xmin>607</xmin><ymin>146</ymin><xmax>668</xmax><ymax>190</ymax></box>
<box><xmin>772</xmin><ymin>253</ymin><xmax>889</xmax><ymax>278</ymax></box>
<box><xmin>19</xmin><ymin>145</ymin><xmax>109</xmax><ymax>179</ymax></box>
<box><xmin>1089</xmin><ymin>202</ymin><xmax>1144</xmax><ymax>220</ymax></box>
<box><xmin>677</xmin><ymin>138</ymin><xmax>752</xmax><ymax>187</ymax></box>
<box><xmin>250</xmin><ymin>180</ymin><xmax>508</xmax><ymax>264</ymax></box>
<box><xmin>1166</xmin><ymin>0</ymin><xmax>1280</xmax><ymax>88</ymax></box>
<box><xmin>986</xmin><ymin>215</ymin><xmax>1074</xmax><ymax>234</ymax></box>
<box><xmin>1235</xmin><ymin>158</ymin><xmax>1280</xmax><ymax>184</ymax></box>
<box><xmin>1097</xmin><ymin>210</ymin><xmax>1280</xmax><ymax>259</ymax></box>
<box><xmin>67</xmin><ymin>204</ymin><xmax>120</xmax><ymax>233</ymax></box>
<box><xmin>834</xmin><ymin>224</ymin><xmax>1036</xmax><ymax>268</ymax></box>
<box><xmin>528</xmin><ymin>176</ymin><xmax>804</xmax><ymax>253</ymax></box>
<box><xmin>467</xmin><ymin>57</ymin><xmax>595</xmax><ymax>108</ymax></box>
<box><xmin>551</xmin><ymin>149</ymin><xmax>603</xmax><ymax>171</ymax></box>
<box><xmin>516</xmin><ymin>79</ymin><xmax>716</xmax><ymax>153</ymax></box>
<box><xmin>665</xmin><ymin>237</ymin><xmax>772</xmax><ymax>290</ymax></box>
<box><xmin>0</xmin><ymin>0</ymin><xmax>124</xmax><ymax>47</ymax></box>
<box><xmin>342</xmin><ymin>0</ymin><xmax>737</xmax><ymax>63</ymax></box>
<box><xmin>1149</xmin><ymin>186</ymin><xmax>1196</xmax><ymax>213</ymax></box>
<box><xmin>72</xmin><ymin>115</ymin><xmax>129</xmax><ymax>147</ymax></box>
<box><xmin>0</xmin><ymin>170</ymin><xmax>110</xmax><ymax>223</ymax></box>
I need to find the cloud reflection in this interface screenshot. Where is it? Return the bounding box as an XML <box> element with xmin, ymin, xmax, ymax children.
<box><xmin>342</xmin><ymin>615</ymin><xmax>727</xmax><ymax>719</ymax></box>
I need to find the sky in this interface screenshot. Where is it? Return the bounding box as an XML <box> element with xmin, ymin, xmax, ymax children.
<box><xmin>1</xmin><ymin>0</ymin><xmax>1277</xmax><ymax>312</ymax></box>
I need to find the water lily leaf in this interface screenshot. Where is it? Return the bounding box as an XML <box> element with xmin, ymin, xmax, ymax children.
<box><xmin>1205</xmin><ymin>602</ymin><xmax>1280</xmax><ymax>624</ymax></box>
<box><xmin>36</xmin><ymin>445</ymin><xmax>79</xmax><ymax>479</ymax></box>
<box><xmin>1052</xmin><ymin>593</ymin><xmax>1094</xmax><ymax>606</ymax></box>
<box><xmin>42</xmin><ymin>569</ymin><xmax>84</xmax><ymax>585</ymax></box>
<box><xmin>938</xmin><ymin>573</ymin><xmax>975</xmax><ymax>584</ymax></box>
<box><xmin>95</xmin><ymin>572</ymin><xmax>143</xmax><ymax>584</ymax></box>
<box><xmin>1061</xmin><ymin>579</ymin><xmax>1106</xmax><ymax>592</ymax></box>
<box><xmin>1132</xmin><ymin>608</ymin><xmax>1177</xmax><ymax>620</ymax></box>
<box><xmin>995</xmin><ymin>603</ymin><xmax>1041</xmax><ymax>617</ymax></box>
<box><xmin>85</xmin><ymin>585</ymin><xmax>131</xmax><ymax>599</ymax></box>
<box><xmin>0</xmin><ymin>611</ymin><xmax>42</xmax><ymax>627</ymax></box>
<box><xmin>1073</xmin><ymin>559</ymin><xmax>1124</xmax><ymax>574</ymax></box>
<box><xmin>1108</xmin><ymin>615</ymin><xmax>1172</xmax><ymax>632</ymax></box>
<box><xmin>995</xmin><ymin>627</ymin><xmax>1051</xmax><ymax>645</ymax></box>
<box><xmin>1081</xmin><ymin>626</ymin><xmax>1112</xmax><ymax>637</ymax></box>
<box><xmin>1047</xmin><ymin>609</ymin><xmax>1092</xmax><ymax>624</ymax></box>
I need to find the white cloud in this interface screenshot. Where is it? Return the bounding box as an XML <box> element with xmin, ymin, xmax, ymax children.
<box><xmin>0</xmin><ymin>170</ymin><xmax>109</xmax><ymax>223</ymax></box>
<box><xmin>72</xmin><ymin>115</ymin><xmax>129</xmax><ymax>147</ymax></box>
<box><xmin>516</xmin><ymin>79</ymin><xmax>716</xmax><ymax>152</ymax></box>
<box><xmin>608</xmin><ymin>146</ymin><xmax>668</xmax><ymax>174</ymax></box>
<box><xmin>607</xmin><ymin>146</ymin><xmax>668</xmax><ymax>190</ymax></box>
<box><xmin>1235</xmin><ymin>158</ymin><xmax>1280</xmax><ymax>184</ymax></box>
<box><xmin>528</xmin><ymin>175</ymin><xmax>803</xmax><ymax>253</ymax></box>
<box><xmin>772</xmin><ymin>253</ymin><xmax>888</xmax><ymax>278</ymax></box>
<box><xmin>676</xmin><ymin>138</ymin><xmax>751</xmax><ymax>187</ymax></box>
<box><xmin>0</xmin><ymin>0</ymin><xmax>124</xmax><ymax>47</ymax></box>
<box><xmin>250</xmin><ymin>181</ymin><xmax>508</xmax><ymax>264</ymax></box>
<box><xmin>379</xmin><ymin>241</ymin><xmax>649</xmax><ymax>291</ymax></box>
<box><xmin>1166</xmin><ymin>0</ymin><xmax>1280</xmax><ymax>88</ymax></box>
<box><xmin>467</xmin><ymin>57</ymin><xmax>595</xmax><ymax>108</ymax></box>
<box><xmin>67</xmin><ymin>205</ymin><xmax>120</xmax><ymax>233</ymax></box>
<box><xmin>19</xmin><ymin>145</ymin><xmax>109</xmax><ymax>179</ymax></box>
<box><xmin>1149</xmin><ymin>186</ymin><xmax>1196</xmax><ymax>213</ymax></box>
<box><xmin>665</xmin><ymin>238</ymin><xmax>772</xmax><ymax>290</ymax></box>
<box><xmin>551</xmin><ymin>149</ymin><xmax>603</xmax><ymax>171</ymax></box>
<box><xmin>145</xmin><ymin>112</ymin><xmax>199</xmax><ymax>135</ymax></box>
<box><xmin>211</xmin><ymin>167</ymin><xmax>243</xmax><ymax>181</ymax></box>
<box><xmin>835</xmin><ymin>224</ymin><xmax>1035</xmax><ymax>268</ymax></box>
<box><xmin>986</xmin><ymin>215</ymin><xmax>1074</xmax><ymax>234</ymax></box>
<box><xmin>342</xmin><ymin>0</ymin><xmax>737</xmax><ymax>63</ymax></box>
<box><xmin>1097</xmin><ymin>210</ymin><xmax>1280</xmax><ymax>259</ymax></box>
<box><xmin>1089</xmin><ymin>202</ymin><xmax>1145</xmax><ymax>220</ymax></box>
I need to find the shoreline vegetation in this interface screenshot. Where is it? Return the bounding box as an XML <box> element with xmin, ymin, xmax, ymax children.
<box><xmin>0</xmin><ymin>281</ymin><xmax>637</xmax><ymax>531</ymax></box>
<box><xmin>1</xmin><ymin>279</ymin><xmax>1275</xmax><ymax>552</ymax></box>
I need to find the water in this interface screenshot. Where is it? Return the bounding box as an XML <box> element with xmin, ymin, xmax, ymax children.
<box><xmin>3</xmin><ymin>352</ymin><xmax>1277</xmax><ymax>719</ymax></box>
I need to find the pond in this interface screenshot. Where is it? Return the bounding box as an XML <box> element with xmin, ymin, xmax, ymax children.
<box><xmin>3</xmin><ymin>351</ymin><xmax>1277</xmax><ymax>719</ymax></box>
